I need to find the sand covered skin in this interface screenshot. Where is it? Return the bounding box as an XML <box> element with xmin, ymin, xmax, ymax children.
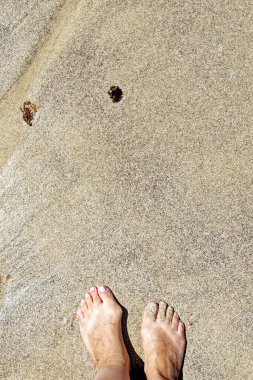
<box><xmin>0</xmin><ymin>0</ymin><xmax>252</xmax><ymax>379</ymax></box>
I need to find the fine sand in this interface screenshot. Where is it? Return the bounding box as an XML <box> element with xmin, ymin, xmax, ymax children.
<box><xmin>0</xmin><ymin>0</ymin><xmax>252</xmax><ymax>379</ymax></box>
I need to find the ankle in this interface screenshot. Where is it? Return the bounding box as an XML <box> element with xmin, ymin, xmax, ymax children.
<box><xmin>97</xmin><ymin>358</ymin><xmax>129</xmax><ymax>372</ymax></box>
<box><xmin>144</xmin><ymin>367</ymin><xmax>178</xmax><ymax>380</ymax></box>
<box><xmin>96</xmin><ymin>363</ymin><xmax>130</xmax><ymax>380</ymax></box>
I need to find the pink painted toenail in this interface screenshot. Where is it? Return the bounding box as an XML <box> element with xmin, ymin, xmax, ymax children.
<box><xmin>90</xmin><ymin>287</ymin><xmax>96</xmax><ymax>292</ymax></box>
<box><xmin>99</xmin><ymin>286</ymin><xmax>107</xmax><ymax>293</ymax></box>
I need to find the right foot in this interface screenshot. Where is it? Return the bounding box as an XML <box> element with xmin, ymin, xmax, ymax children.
<box><xmin>76</xmin><ymin>285</ymin><xmax>130</xmax><ymax>374</ymax></box>
<box><xmin>141</xmin><ymin>301</ymin><xmax>186</xmax><ymax>380</ymax></box>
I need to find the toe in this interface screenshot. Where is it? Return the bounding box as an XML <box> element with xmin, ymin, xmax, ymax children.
<box><xmin>80</xmin><ymin>299</ymin><xmax>88</xmax><ymax>315</ymax></box>
<box><xmin>178</xmin><ymin>320</ymin><xmax>185</xmax><ymax>336</ymax></box>
<box><xmin>76</xmin><ymin>308</ymin><xmax>84</xmax><ymax>321</ymax></box>
<box><xmin>166</xmin><ymin>305</ymin><xmax>174</xmax><ymax>323</ymax></box>
<box><xmin>143</xmin><ymin>301</ymin><xmax>159</xmax><ymax>322</ymax></box>
<box><xmin>89</xmin><ymin>286</ymin><xmax>102</xmax><ymax>305</ymax></box>
<box><xmin>172</xmin><ymin>311</ymin><xmax>180</xmax><ymax>329</ymax></box>
<box><xmin>157</xmin><ymin>300</ymin><xmax>168</xmax><ymax>321</ymax></box>
<box><xmin>97</xmin><ymin>285</ymin><xmax>115</xmax><ymax>303</ymax></box>
<box><xmin>85</xmin><ymin>292</ymin><xmax>93</xmax><ymax>309</ymax></box>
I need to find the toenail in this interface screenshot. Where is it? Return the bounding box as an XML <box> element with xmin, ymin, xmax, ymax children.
<box><xmin>90</xmin><ymin>287</ymin><xmax>96</xmax><ymax>292</ymax></box>
<box><xmin>85</xmin><ymin>293</ymin><xmax>89</xmax><ymax>298</ymax></box>
<box><xmin>99</xmin><ymin>286</ymin><xmax>107</xmax><ymax>293</ymax></box>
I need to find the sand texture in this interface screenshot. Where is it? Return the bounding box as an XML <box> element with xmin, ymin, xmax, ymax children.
<box><xmin>0</xmin><ymin>0</ymin><xmax>253</xmax><ymax>379</ymax></box>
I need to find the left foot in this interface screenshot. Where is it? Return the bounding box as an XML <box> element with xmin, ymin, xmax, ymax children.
<box><xmin>77</xmin><ymin>285</ymin><xmax>130</xmax><ymax>373</ymax></box>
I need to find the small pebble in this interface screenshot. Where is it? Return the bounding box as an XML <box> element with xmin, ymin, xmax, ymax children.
<box><xmin>62</xmin><ymin>317</ymin><xmax>68</xmax><ymax>325</ymax></box>
<box><xmin>20</xmin><ymin>100</ymin><xmax>39</xmax><ymax>126</ymax></box>
<box><xmin>108</xmin><ymin>85</ymin><xmax>123</xmax><ymax>102</ymax></box>
<box><xmin>0</xmin><ymin>273</ymin><xmax>11</xmax><ymax>284</ymax></box>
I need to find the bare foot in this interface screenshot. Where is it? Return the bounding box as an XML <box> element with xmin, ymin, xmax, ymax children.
<box><xmin>141</xmin><ymin>301</ymin><xmax>186</xmax><ymax>380</ymax></box>
<box><xmin>77</xmin><ymin>285</ymin><xmax>130</xmax><ymax>377</ymax></box>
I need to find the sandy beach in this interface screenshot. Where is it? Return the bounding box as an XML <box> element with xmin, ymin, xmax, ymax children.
<box><xmin>0</xmin><ymin>0</ymin><xmax>252</xmax><ymax>379</ymax></box>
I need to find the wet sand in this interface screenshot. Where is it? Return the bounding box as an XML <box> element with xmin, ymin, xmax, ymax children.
<box><xmin>0</xmin><ymin>0</ymin><xmax>252</xmax><ymax>379</ymax></box>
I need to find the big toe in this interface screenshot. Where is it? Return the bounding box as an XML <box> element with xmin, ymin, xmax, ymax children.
<box><xmin>143</xmin><ymin>301</ymin><xmax>159</xmax><ymax>323</ymax></box>
<box><xmin>98</xmin><ymin>285</ymin><xmax>115</xmax><ymax>304</ymax></box>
